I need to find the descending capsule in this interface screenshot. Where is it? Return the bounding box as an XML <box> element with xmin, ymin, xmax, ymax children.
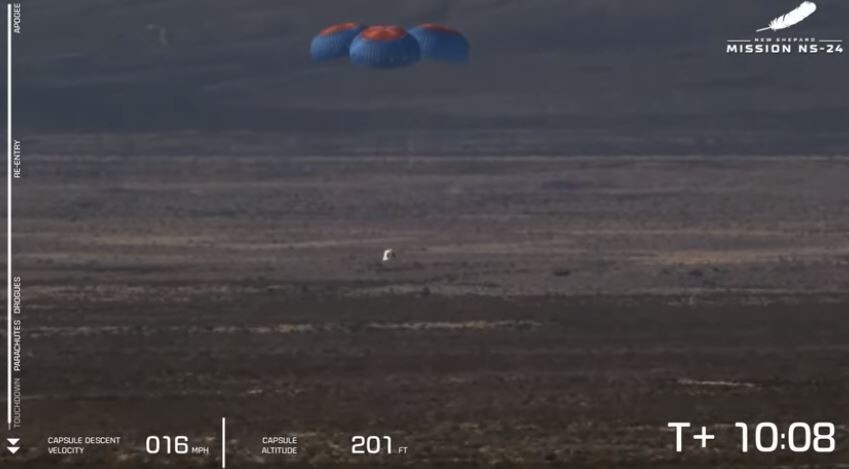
<box><xmin>349</xmin><ymin>26</ymin><xmax>421</xmax><ymax>69</ymax></box>
<box><xmin>408</xmin><ymin>24</ymin><xmax>470</xmax><ymax>63</ymax></box>
<box><xmin>310</xmin><ymin>22</ymin><xmax>367</xmax><ymax>61</ymax></box>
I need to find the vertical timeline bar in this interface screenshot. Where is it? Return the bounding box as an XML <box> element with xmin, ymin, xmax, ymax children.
<box><xmin>221</xmin><ymin>417</ymin><xmax>226</xmax><ymax>468</ymax></box>
<box><xmin>6</xmin><ymin>2</ymin><xmax>12</xmax><ymax>430</ymax></box>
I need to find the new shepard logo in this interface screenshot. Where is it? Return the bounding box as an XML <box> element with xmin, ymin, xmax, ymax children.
<box><xmin>726</xmin><ymin>1</ymin><xmax>843</xmax><ymax>55</ymax></box>
<box><xmin>756</xmin><ymin>1</ymin><xmax>817</xmax><ymax>33</ymax></box>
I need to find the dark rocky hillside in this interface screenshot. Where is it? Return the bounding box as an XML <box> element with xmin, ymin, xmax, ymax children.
<box><xmin>15</xmin><ymin>0</ymin><xmax>849</xmax><ymax>154</ymax></box>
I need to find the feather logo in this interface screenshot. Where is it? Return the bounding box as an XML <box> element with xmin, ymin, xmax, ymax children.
<box><xmin>756</xmin><ymin>1</ymin><xmax>817</xmax><ymax>32</ymax></box>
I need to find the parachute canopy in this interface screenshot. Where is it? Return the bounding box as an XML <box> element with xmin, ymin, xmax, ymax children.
<box><xmin>349</xmin><ymin>26</ymin><xmax>421</xmax><ymax>69</ymax></box>
<box><xmin>310</xmin><ymin>22</ymin><xmax>367</xmax><ymax>61</ymax></box>
<box><xmin>408</xmin><ymin>24</ymin><xmax>470</xmax><ymax>63</ymax></box>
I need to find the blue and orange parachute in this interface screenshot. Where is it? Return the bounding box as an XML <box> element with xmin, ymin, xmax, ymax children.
<box><xmin>310</xmin><ymin>22</ymin><xmax>367</xmax><ymax>61</ymax></box>
<box><xmin>350</xmin><ymin>26</ymin><xmax>421</xmax><ymax>69</ymax></box>
<box><xmin>408</xmin><ymin>24</ymin><xmax>470</xmax><ymax>63</ymax></box>
<box><xmin>310</xmin><ymin>22</ymin><xmax>469</xmax><ymax>68</ymax></box>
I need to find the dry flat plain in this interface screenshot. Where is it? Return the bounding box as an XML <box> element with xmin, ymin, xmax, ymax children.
<box><xmin>4</xmin><ymin>153</ymin><xmax>849</xmax><ymax>468</ymax></box>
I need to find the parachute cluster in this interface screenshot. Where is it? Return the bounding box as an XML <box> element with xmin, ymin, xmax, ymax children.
<box><xmin>310</xmin><ymin>23</ymin><xmax>469</xmax><ymax>69</ymax></box>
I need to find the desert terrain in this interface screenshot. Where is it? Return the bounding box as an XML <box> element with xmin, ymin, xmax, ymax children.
<box><xmin>1</xmin><ymin>152</ymin><xmax>847</xmax><ymax>467</ymax></box>
<box><xmin>8</xmin><ymin>1</ymin><xmax>849</xmax><ymax>465</ymax></box>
